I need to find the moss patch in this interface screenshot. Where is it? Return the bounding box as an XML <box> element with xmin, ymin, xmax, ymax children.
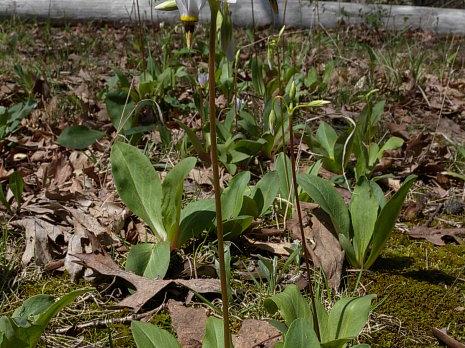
<box><xmin>355</xmin><ymin>233</ymin><xmax>465</xmax><ymax>347</ymax></box>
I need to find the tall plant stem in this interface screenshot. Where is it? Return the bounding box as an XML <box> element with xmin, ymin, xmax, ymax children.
<box><xmin>208</xmin><ymin>7</ymin><xmax>232</xmax><ymax>348</ymax></box>
<box><xmin>288</xmin><ymin>111</ymin><xmax>320</xmax><ymax>341</ymax></box>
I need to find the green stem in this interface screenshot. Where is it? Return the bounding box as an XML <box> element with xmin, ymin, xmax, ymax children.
<box><xmin>208</xmin><ymin>7</ymin><xmax>232</xmax><ymax>348</ymax></box>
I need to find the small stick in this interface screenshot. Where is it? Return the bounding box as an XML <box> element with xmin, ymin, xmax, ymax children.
<box><xmin>55</xmin><ymin>304</ymin><xmax>164</xmax><ymax>334</ymax></box>
<box><xmin>432</xmin><ymin>328</ymin><xmax>465</xmax><ymax>348</ymax></box>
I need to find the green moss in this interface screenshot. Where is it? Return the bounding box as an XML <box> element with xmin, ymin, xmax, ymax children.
<box><xmin>352</xmin><ymin>233</ymin><xmax>465</xmax><ymax>347</ymax></box>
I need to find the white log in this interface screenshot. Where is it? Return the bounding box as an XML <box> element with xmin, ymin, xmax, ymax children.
<box><xmin>1</xmin><ymin>1</ymin><xmax>465</xmax><ymax>34</ymax></box>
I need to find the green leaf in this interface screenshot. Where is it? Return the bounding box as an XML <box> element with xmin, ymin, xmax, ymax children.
<box><xmin>125</xmin><ymin>241</ymin><xmax>170</xmax><ymax>279</ymax></box>
<box><xmin>377</xmin><ymin>137</ymin><xmax>404</xmax><ymax>160</ymax></box>
<box><xmin>350</xmin><ymin>178</ymin><xmax>380</xmax><ymax>267</ymax></box>
<box><xmin>111</xmin><ymin>142</ymin><xmax>166</xmax><ymax>240</ymax></box>
<box><xmin>365</xmin><ymin>175</ymin><xmax>416</xmax><ymax>268</ymax></box>
<box><xmin>106</xmin><ymin>92</ymin><xmax>135</xmax><ymax>132</ymax></box>
<box><xmin>284</xmin><ymin>318</ymin><xmax>321</xmax><ymax>348</ymax></box>
<box><xmin>0</xmin><ymin>316</ymin><xmax>38</xmax><ymax>348</ymax></box>
<box><xmin>235</xmin><ymin>139</ymin><xmax>267</xmax><ymax>156</ymax></box>
<box><xmin>370</xmin><ymin>100</ymin><xmax>385</xmax><ymax>127</ymax></box>
<box><xmin>367</xmin><ymin>143</ymin><xmax>380</xmax><ymax>167</ymax></box>
<box><xmin>251</xmin><ymin>58</ymin><xmax>265</xmax><ymax>96</ymax></box>
<box><xmin>239</xmin><ymin>195</ymin><xmax>259</xmax><ymax>218</ymax></box>
<box><xmin>179</xmin><ymin>199</ymin><xmax>216</xmax><ymax>245</ymax></box>
<box><xmin>202</xmin><ymin>317</ymin><xmax>228</xmax><ymax>348</ymax></box>
<box><xmin>12</xmin><ymin>294</ymin><xmax>54</xmax><ymax>324</ymax></box>
<box><xmin>315</xmin><ymin>122</ymin><xmax>338</xmax><ymax>160</ymax></box>
<box><xmin>327</xmin><ymin>295</ymin><xmax>376</xmax><ymax>341</ymax></box>
<box><xmin>338</xmin><ymin>234</ymin><xmax>357</xmax><ymax>268</ymax></box>
<box><xmin>6</xmin><ymin>100</ymin><xmax>36</xmax><ymax>134</ymax></box>
<box><xmin>131</xmin><ymin>321</ymin><xmax>180</xmax><ymax>348</ymax></box>
<box><xmin>161</xmin><ymin>157</ymin><xmax>197</xmax><ymax>247</ymax></box>
<box><xmin>276</xmin><ymin>152</ymin><xmax>293</xmax><ymax>203</ymax></box>
<box><xmin>30</xmin><ymin>289</ymin><xmax>90</xmax><ymax>347</ymax></box>
<box><xmin>223</xmin><ymin>215</ymin><xmax>254</xmax><ymax>240</ymax></box>
<box><xmin>264</xmin><ymin>284</ymin><xmax>312</xmax><ymax>328</ymax></box>
<box><xmin>221</xmin><ymin>171</ymin><xmax>250</xmax><ymax>220</ymax></box>
<box><xmin>253</xmin><ymin>171</ymin><xmax>279</xmax><ymax>216</ymax></box>
<box><xmin>57</xmin><ymin>125</ymin><xmax>104</xmax><ymax>150</ymax></box>
<box><xmin>297</xmin><ymin>174</ymin><xmax>350</xmax><ymax>238</ymax></box>
<box><xmin>8</xmin><ymin>171</ymin><xmax>24</xmax><ymax>208</ymax></box>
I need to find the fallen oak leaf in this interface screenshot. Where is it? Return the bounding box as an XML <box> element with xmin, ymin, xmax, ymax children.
<box><xmin>72</xmin><ymin>250</ymin><xmax>220</xmax><ymax>312</ymax></box>
<box><xmin>233</xmin><ymin>319</ymin><xmax>281</xmax><ymax>348</ymax></box>
<box><xmin>407</xmin><ymin>226</ymin><xmax>465</xmax><ymax>245</ymax></box>
<box><xmin>288</xmin><ymin>203</ymin><xmax>344</xmax><ymax>289</ymax></box>
<box><xmin>168</xmin><ymin>300</ymin><xmax>207</xmax><ymax>348</ymax></box>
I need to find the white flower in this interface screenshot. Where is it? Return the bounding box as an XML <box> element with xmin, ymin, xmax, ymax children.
<box><xmin>175</xmin><ymin>0</ymin><xmax>207</xmax><ymax>23</ymax></box>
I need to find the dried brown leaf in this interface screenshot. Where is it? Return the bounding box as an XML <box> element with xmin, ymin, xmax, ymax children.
<box><xmin>233</xmin><ymin>319</ymin><xmax>281</xmax><ymax>348</ymax></box>
<box><xmin>288</xmin><ymin>204</ymin><xmax>344</xmax><ymax>289</ymax></box>
<box><xmin>72</xmin><ymin>251</ymin><xmax>220</xmax><ymax>312</ymax></box>
<box><xmin>407</xmin><ymin>226</ymin><xmax>465</xmax><ymax>245</ymax></box>
<box><xmin>168</xmin><ymin>300</ymin><xmax>207</xmax><ymax>348</ymax></box>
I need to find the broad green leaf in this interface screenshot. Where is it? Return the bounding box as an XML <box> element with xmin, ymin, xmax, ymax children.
<box><xmin>350</xmin><ymin>178</ymin><xmax>379</xmax><ymax>267</ymax></box>
<box><xmin>253</xmin><ymin>171</ymin><xmax>279</xmax><ymax>216</ymax></box>
<box><xmin>6</xmin><ymin>100</ymin><xmax>36</xmax><ymax>134</ymax></box>
<box><xmin>131</xmin><ymin>321</ymin><xmax>180</xmax><ymax>348</ymax></box>
<box><xmin>161</xmin><ymin>157</ymin><xmax>197</xmax><ymax>247</ymax></box>
<box><xmin>125</xmin><ymin>241</ymin><xmax>170</xmax><ymax>279</ymax></box>
<box><xmin>111</xmin><ymin>142</ymin><xmax>166</xmax><ymax>240</ymax></box>
<box><xmin>57</xmin><ymin>125</ymin><xmax>104</xmax><ymax>149</ymax></box>
<box><xmin>31</xmin><ymin>289</ymin><xmax>90</xmax><ymax>347</ymax></box>
<box><xmin>239</xmin><ymin>195</ymin><xmax>259</xmax><ymax>218</ymax></box>
<box><xmin>0</xmin><ymin>316</ymin><xmax>39</xmax><ymax>348</ymax></box>
<box><xmin>365</xmin><ymin>175</ymin><xmax>416</xmax><ymax>268</ymax></box>
<box><xmin>276</xmin><ymin>152</ymin><xmax>293</xmax><ymax>203</ymax></box>
<box><xmin>235</xmin><ymin>139</ymin><xmax>267</xmax><ymax>156</ymax></box>
<box><xmin>284</xmin><ymin>318</ymin><xmax>321</xmax><ymax>348</ymax></box>
<box><xmin>297</xmin><ymin>174</ymin><xmax>350</xmax><ymax>238</ymax></box>
<box><xmin>370</xmin><ymin>100</ymin><xmax>385</xmax><ymax>127</ymax></box>
<box><xmin>367</xmin><ymin>143</ymin><xmax>380</xmax><ymax>167</ymax></box>
<box><xmin>12</xmin><ymin>294</ymin><xmax>54</xmax><ymax>324</ymax></box>
<box><xmin>179</xmin><ymin>199</ymin><xmax>216</xmax><ymax>245</ymax></box>
<box><xmin>228</xmin><ymin>149</ymin><xmax>251</xmax><ymax>164</ymax></box>
<box><xmin>321</xmin><ymin>338</ymin><xmax>352</xmax><ymax>348</ymax></box>
<box><xmin>328</xmin><ymin>295</ymin><xmax>376</xmax><ymax>341</ymax></box>
<box><xmin>306</xmin><ymin>160</ymin><xmax>323</xmax><ymax>176</ymax></box>
<box><xmin>9</xmin><ymin>171</ymin><xmax>24</xmax><ymax>207</ymax></box>
<box><xmin>223</xmin><ymin>215</ymin><xmax>254</xmax><ymax>240</ymax></box>
<box><xmin>251</xmin><ymin>58</ymin><xmax>265</xmax><ymax>96</ymax></box>
<box><xmin>264</xmin><ymin>285</ymin><xmax>312</xmax><ymax>328</ymax></box>
<box><xmin>338</xmin><ymin>234</ymin><xmax>357</xmax><ymax>268</ymax></box>
<box><xmin>369</xmin><ymin>180</ymin><xmax>386</xmax><ymax>209</ymax></box>
<box><xmin>377</xmin><ymin>137</ymin><xmax>404</xmax><ymax>160</ymax></box>
<box><xmin>221</xmin><ymin>171</ymin><xmax>250</xmax><ymax>220</ymax></box>
<box><xmin>202</xmin><ymin>317</ymin><xmax>228</xmax><ymax>348</ymax></box>
<box><xmin>106</xmin><ymin>92</ymin><xmax>135</xmax><ymax>132</ymax></box>
<box><xmin>314</xmin><ymin>297</ymin><xmax>330</xmax><ymax>343</ymax></box>
<box><xmin>315</xmin><ymin>122</ymin><xmax>338</xmax><ymax>160</ymax></box>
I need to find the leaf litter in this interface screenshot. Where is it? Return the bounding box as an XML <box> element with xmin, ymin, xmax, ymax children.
<box><xmin>0</xmin><ymin>20</ymin><xmax>464</xmax><ymax>347</ymax></box>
